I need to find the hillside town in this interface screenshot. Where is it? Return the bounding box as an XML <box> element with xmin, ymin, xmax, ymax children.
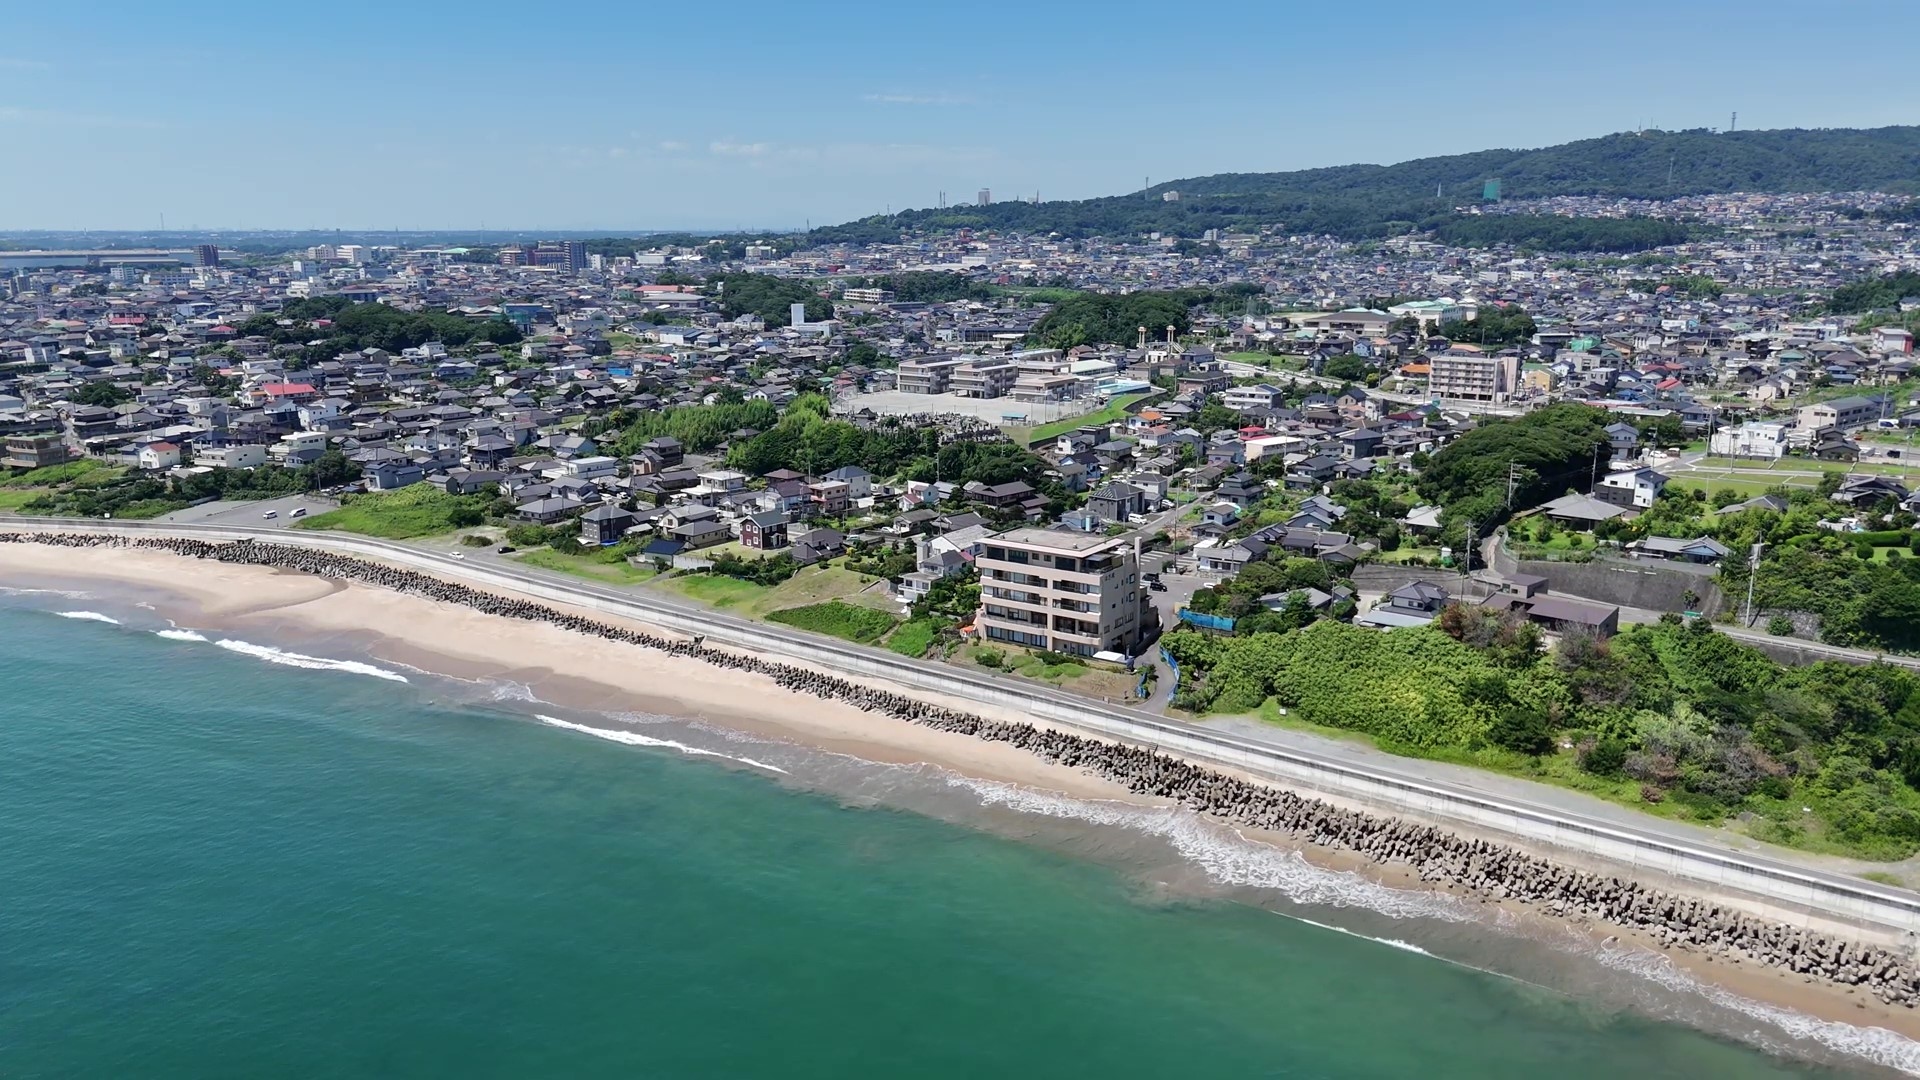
<box><xmin>4</xmin><ymin>187</ymin><xmax>1920</xmax><ymax>682</ymax></box>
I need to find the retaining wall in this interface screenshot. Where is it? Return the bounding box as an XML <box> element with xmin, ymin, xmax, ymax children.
<box><xmin>10</xmin><ymin>517</ymin><xmax>1920</xmax><ymax>942</ymax></box>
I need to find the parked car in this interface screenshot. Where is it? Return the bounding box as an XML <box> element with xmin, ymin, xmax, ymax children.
<box><xmin>261</xmin><ymin>510</ymin><xmax>277</xmax><ymax>519</ymax></box>
<box><xmin>289</xmin><ymin>507</ymin><xmax>308</xmax><ymax>518</ymax></box>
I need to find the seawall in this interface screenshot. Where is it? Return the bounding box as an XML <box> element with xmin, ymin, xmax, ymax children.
<box><xmin>5</xmin><ymin>519</ymin><xmax>1920</xmax><ymax>961</ymax></box>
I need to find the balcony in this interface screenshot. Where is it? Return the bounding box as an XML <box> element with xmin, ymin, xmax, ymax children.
<box><xmin>983</xmin><ymin>587</ymin><xmax>1046</xmax><ymax>607</ymax></box>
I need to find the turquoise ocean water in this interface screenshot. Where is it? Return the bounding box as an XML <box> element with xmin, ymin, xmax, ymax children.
<box><xmin>0</xmin><ymin>598</ymin><xmax>1910</xmax><ymax>1078</ymax></box>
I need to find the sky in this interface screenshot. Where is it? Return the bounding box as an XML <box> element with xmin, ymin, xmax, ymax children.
<box><xmin>3</xmin><ymin>0</ymin><xmax>1917</xmax><ymax>232</ymax></box>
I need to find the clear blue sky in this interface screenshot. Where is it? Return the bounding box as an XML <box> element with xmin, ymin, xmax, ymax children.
<box><xmin>4</xmin><ymin>0</ymin><xmax>1914</xmax><ymax>231</ymax></box>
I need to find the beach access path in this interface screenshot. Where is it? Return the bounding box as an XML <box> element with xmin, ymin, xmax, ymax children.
<box><xmin>7</xmin><ymin>517</ymin><xmax>1919</xmax><ymax>942</ymax></box>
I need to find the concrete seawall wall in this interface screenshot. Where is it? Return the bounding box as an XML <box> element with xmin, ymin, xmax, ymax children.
<box><xmin>13</xmin><ymin>518</ymin><xmax>1920</xmax><ymax>943</ymax></box>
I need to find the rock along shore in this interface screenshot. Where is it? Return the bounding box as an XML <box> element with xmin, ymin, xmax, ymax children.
<box><xmin>9</xmin><ymin>531</ymin><xmax>1918</xmax><ymax>1006</ymax></box>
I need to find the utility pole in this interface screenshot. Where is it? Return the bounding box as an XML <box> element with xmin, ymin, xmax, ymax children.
<box><xmin>1462</xmin><ymin>519</ymin><xmax>1477</xmax><ymax>581</ymax></box>
<box><xmin>1744</xmin><ymin>542</ymin><xmax>1764</xmax><ymax>626</ymax></box>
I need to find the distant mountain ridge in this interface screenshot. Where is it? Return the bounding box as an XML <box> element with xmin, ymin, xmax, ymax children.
<box><xmin>810</xmin><ymin>126</ymin><xmax>1920</xmax><ymax>250</ymax></box>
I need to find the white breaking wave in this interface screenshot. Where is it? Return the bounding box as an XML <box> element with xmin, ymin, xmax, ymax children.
<box><xmin>1596</xmin><ymin>945</ymin><xmax>1920</xmax><ymax>1076</ymax></box>
<box><xmin>537</xmin><ymin>714</ymin><xmax>790</xmax><ymax>774</ymax></box>
<box><xmin>54</xmin><ymin>610</ymin><xmax>120</xmax><ymax>624</ymax></box>
<box><xmin>953</xmin><ymin>776</ymin><xmax>1920</xmax><ymax>1073</ymax></box>
<box><xmin>213</xmin><ymin>639</ymin><xmax>410</xmax><ymax>683</ymax></box>
<box><xmin>485</xmin><ymin>680</ymin><xmax>540</xmax><ymax>703</ymax></box>
<box><xmin>0</xmin><ymin>586</ymin><xmax>90</xmax><ymax>598</ymax></box>
<box><xmin>1290</xmin><ymin>915</ymin><xmax>1436</xmax><ymax>956</ymax></box>
<box><xmin>948</xmin><ymin>777</ymin><xmax>1472</xmax><ymax>923</ymax></box>
<box><xmin>154</xmin><ymin>628</ymin><xmax>208</xmax><ymax>642</ymax></box>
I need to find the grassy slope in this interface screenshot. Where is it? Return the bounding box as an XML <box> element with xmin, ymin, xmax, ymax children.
<box><xmin>515</xmin><ymin>547</ymin><xmax>657</xmax><ymax>585</ymax></box>
<box><xmin>296</xmin><ymin>487</ymin><xmax>487</xmax><ymax>539</ymax></box>
<box><xmin>765</xmin><ymin>601</ymin><xmax>897</xmax><ymax>644</ymax></box>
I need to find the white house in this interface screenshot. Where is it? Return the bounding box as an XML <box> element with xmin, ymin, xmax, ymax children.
<box><xmin>1595</xmin><ymin>466</ymin><xmax>1668</xmax><ymax>509</ymax></box>
<box><xmin>136</xmin><ymin>441</ymin><xmax>181</xmax><ymax>470</ymax></box>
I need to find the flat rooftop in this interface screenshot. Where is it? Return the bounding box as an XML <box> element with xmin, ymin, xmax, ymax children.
<box><xmin>988</xmin><ymin>527</ymin><xmax>1129</xmax><ymax>555</ymax></box>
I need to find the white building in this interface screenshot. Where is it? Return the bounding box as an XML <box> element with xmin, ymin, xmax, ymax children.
<box><xmin>1709</xmin><ymin>421</ymin><xmax>1788</xmax><ymax>461</ymax></box>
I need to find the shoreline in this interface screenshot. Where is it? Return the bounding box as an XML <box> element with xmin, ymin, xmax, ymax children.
<box><xmin>5</xmin><ymin>536</ymin><xmax>1920</xmax><ymax>1061</ymax></box>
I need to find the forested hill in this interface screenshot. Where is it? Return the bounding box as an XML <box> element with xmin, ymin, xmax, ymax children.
<box><xmin>810</xmin><ymin>126</ymin><xmax>1920</xmax><ymax>250</ymax></box>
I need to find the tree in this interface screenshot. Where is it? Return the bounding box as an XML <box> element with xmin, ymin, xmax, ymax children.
<box><xmin>72</xmin><ymin>382</ymin><xmax>133</xmax><ymax>407</ymax></box>
<box><xmin>1322</xmin><ymin>354</ymin><xmax>1369</xmax><ymax>382</ymax></box>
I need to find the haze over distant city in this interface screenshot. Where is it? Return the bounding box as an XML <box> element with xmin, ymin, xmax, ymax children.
<box><xmin>5</xmin><ymin>0</ymin><xmax>1917</xmax><ymax>232</ymax></box>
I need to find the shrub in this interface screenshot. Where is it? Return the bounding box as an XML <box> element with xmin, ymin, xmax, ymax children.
<box><xmin>974</xmin><ymin>647</ymin><xmax>1005</xmax><ymax>670</ymax></box>
<box><xmin>460</xmin><ymin>534</ymin><xmax>493</xmax><ymax>547</ymax></box>
<box><xmin>1489</xmin><ymin>706</ymin><xmax>1554</xmax><ymax>756</ymax></box>
<box><xmin>1580</xmin><ymin>738</ymin><xmax>1629</xmax><ymax>777</ymax></box>
<box><xmin>1767</xmin><ymin>614</ymin><xmax>1794</xmax><ymax>636</ymax></box>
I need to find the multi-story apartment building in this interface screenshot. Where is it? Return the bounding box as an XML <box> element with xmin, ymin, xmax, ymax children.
<box><xmin>895</xmin><ymin>356</ymin><xmax>967</xmax><ymax>395</ymax></box>
<box><xmin>976</xmin><ymin>529</ymin><xmax>1148</xmax><ymax>658</ymax></box>
<box><xmin>950</xmin><ymin>357</ymin><xmax>1018</xmax><ymax>398</ymax></box>
<box><xmin>1428</xmin><ymin>351</ymin><xmax>1519</xmax><ymax>403</ymax></box>
<box><xmin>1797</xmin><ymin>396</ymin><xmax>1882</xmax><ymax>434</ymax></box>
<box><xmin>3</xmin><ymin>433</ymin><xmax>69</xmax><ymax>471</ymax></box>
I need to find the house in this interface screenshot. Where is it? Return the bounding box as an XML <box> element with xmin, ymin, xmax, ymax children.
<box><xmin>1086</xmin><ymin>481</ymin><xmax>1147</xmax><ymax>523</ymax></box>
<box><xmin>136</xmin><ymin>441</ymin><xmax>181</xmax><ymax>470</ymax></box>
<box><xmin>1539</xmin><ymin>491</ymin><xmax>1632</xmax><ymax>530</ymax></box>
<box><xmin>1633</xmin><ymin>535</ymin><xmax>1730</xmax><ymax>564</ymax></box>
<box><xmin>579</xmin><ymin>504</ymin><xmax>640</xmax><ymax>546</ymax></box>
<box><xmin>1200</xmin><ymin>502</ymin><xmax>1241</xmax><ymax>528</ymax></box>
<box><xmin>673</xmin><ymin>519</ymin><xmax>733</xmax><ymax>549</ymax></box>
<box><xmin>367</xmin><ymin>460</ymin><xmax>426</xmax><ymax>490</ymax></box>
<box><xmin>1831</xmin><ymin>474</ymin><xmax>1910</xmax><ymax>508</ymax></box>
<box><xmin>822</xmin><ymin>465</ymin><xmax>872</xmax><ymax>501</ymax></box>
<box><xmin>739</xmin><ymin>510</ymin><xmax>790</xmax><ymax>550</ymax></box>
<box><xmin>790</xmin><ymin>527</ymin><xmax>846</xmax><ymax>565</ymax></box>
<box><xmin>517</xmin><ymin>497</ymin><xmax>584</xmax><ymax>524</ymax></box>
<box><xmin>1603</xmin><ymin>422</ymin><xmax>1640</xmax><ymax>462</ymax></box>
<box><xmin>1485</xmin><ymin>593</ymin><xmax>1620</xmax><ymax>636</ymax></box>
<box><xmin>1336</xmin><ymin>427</ymin><xmax>1384</xmax><ymax>461</ymax></box>
<box><xmin>1593</xmin><ymin>467</ymin><xmax>1667</xmax><ymax>509</ymax></box>
<box><xmin>1356</xmin><ymin>580</ymin><xmax>1450</xmax><ymax>628</ymax></box>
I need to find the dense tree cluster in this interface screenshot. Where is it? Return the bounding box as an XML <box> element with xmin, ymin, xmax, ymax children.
<box><xmin>812</xmin><ymin>128</ymin><xmax>1920</xmax><ymax>248</ymax></box>
<box><xmin>1437</xmin><ymin>305</ymin><xmax>1538</xmax><ymax>347</ymax></box>
<box><xmin>1028</xmin><ymin>290</ymin><xmax>1194</xmax><ymax>348</ymax></box>
<box><xmin>1164</xmin><ymin>614</ymin><xmax>1920</xmax><ymax>858</ymax></box>
<box><xmin>597</xmin><ymin>400</ymin><xmax>781</xmax><ymax>456</ymax></box>
<box><xmin>840</xmin><ymin>272</ymin><xmax>992</xmax><ymax>304</ymax></box>
<box><xmin>1414</xmin><ymin>403</ymin><xmax>1612</xmax><ymax>541</ymax></box>
<box><xmin>712</xmin><ymin>273</ymin><xmax>832</xmax><ymax>326</ymax></box>
<box><xmin>1827</xmin><ymin>270</ymin><xmax>1920</xmax><ymax>314</ymax></box>
<box><xmin>239</xmin><ymin>298</ymin><xmax>521</xmax><ymax>357</ymax></box>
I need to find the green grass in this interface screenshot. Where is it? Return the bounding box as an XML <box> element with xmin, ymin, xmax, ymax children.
<box><xmin>1</xmin><ymin>459</ymin><xmax>116</xmax><ymax>488</ymax></box>
<box><xmin>1016</xmin><ymin>392</ymin><xmax>1154</xmax><ymax>446</ymax></box>
<box><xmin>666</xmin><ymin>574</ymin><xmax>769</xmax><ymax>608</ymax></box>
<box><xmin>515</xmin><ymin>547</ymin><xmax>657</xmax><ymax>585</ymax></box>
<box><xmin>1861</xmin><ymin>870</ymin><xmax>1909</xmax><ymax>888</ymax></box>
<box><xmin>295</xmin><ymin>486</ymin><xmax>490</xmax><ymax>539</ymax></box>
<box><xmin>0</xmin><ymin>489</ymin><xmax>44</xmax><ymax>510</ymax></box>
<box><xmin>1664</xmin><ymin>473</ymin><xmax>1805</xmax><ymax>498</ymax></box>
<box><xmin>887</xmin><ymin>619</ymin><xmax>940</xmax><ymax>657</ymax></box>
<box><xmin>765</xmin><ymin>601</ymin><xmax>898</xmax><ymax>643</ymax></box>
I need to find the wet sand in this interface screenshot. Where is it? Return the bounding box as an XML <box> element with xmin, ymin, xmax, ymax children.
<box><xmin>4</xmin><ymin>541</ymin><xmax>1919</xmax><ymax>1045</ymax></box>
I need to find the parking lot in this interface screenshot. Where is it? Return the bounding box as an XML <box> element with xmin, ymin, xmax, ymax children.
<box><xmin>154</xmin><ymin>494</ymin><xmax>336</xmax><ymax>529</ymax></box>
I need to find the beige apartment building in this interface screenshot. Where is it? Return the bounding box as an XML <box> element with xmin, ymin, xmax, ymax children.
<box><xmin>976</xmin><ymin>528</ymin><xmax>1148</xmax><ymax>658</ymax></box>
<box><xmin>1427</xmin><ymin>351</ymin><xmax>1520</xmax><ymax>403</ymax></box>
<box><xmin>950</xmin><ymin>357</ymin><xmax>1019</xmax><ymax>398</ymax></box>
<box><xmin>895</xmin><ymin>356</ymin><xmax>967</xmax><ymax>394</ymax></box>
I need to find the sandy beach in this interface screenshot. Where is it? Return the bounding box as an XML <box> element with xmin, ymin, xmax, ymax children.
<box><xmin>5</xmin><ymin>539</ymin><xmax>1920</xmax><ymax>1046</ymax></box>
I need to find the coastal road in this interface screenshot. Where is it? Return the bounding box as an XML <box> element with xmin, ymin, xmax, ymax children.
<box><xmin>155</xmin><ymin>495</ymin><xmax>335</xmax><ymax>528</ymax></box>
<box><xmin>7</xmin><ymin>517</ymin><xmax>1920</xmax><ymax>934</ymax></box>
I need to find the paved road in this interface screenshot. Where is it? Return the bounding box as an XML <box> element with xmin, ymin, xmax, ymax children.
<box><xmin>154</xmin><ymin>494</ymin><xmax>335</xmax><ymax>528</ymax></box>
<box><xmin>7</xmin><ymin>516</ymin><xmax>1917</xmax><ymax>907</ymax></box>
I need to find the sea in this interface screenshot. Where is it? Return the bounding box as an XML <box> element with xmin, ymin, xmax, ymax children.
<box><xmin>2</xmin><ymin>595</ymin><xmax>1918</xmax><ymax>1079</ymax></box>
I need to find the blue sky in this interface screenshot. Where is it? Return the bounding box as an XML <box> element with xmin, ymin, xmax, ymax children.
<box><xmin>3</xmin><ymin>0</ymin><xmax>1915</xmax><ymax>231</ymax></box>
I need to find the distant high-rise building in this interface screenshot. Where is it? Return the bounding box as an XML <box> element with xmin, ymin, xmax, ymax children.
<box><xmin>977</xmin><ymin>188</ymin><xmax>992</xmax><ymax>206</ymax></box>
<box><xmin>789</xmin><ymin>302</ymin><xmax>808</xmax><ymax>328</ymax></box>
<box><xmin>193</xmin><ymin>244</ymin><xmax>220</xmax><ymax>268</ymax></box>
<box><xmin>498</xmin><ymin>247</ymin><xmax>528</xmax><ymax>267</ymax></box>
<box><xmin>561</xmin><ymin>239</ymin><xmax>587</xmax><ymax>271</ymax></box>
